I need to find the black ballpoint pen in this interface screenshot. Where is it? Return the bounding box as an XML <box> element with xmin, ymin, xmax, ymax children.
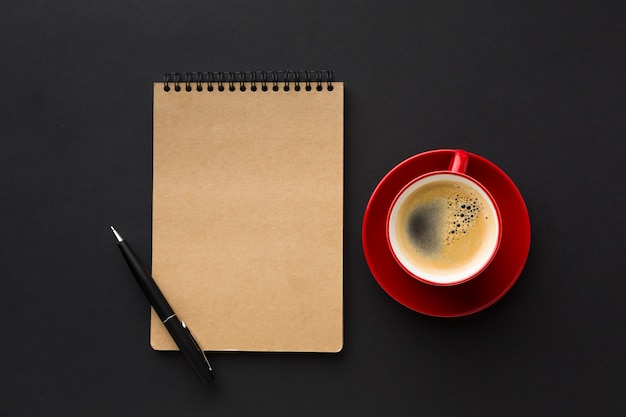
<box><xmin>110</xmin><ymin>226</ymin><xmax>214</xmax><ymax>385</ymax></box>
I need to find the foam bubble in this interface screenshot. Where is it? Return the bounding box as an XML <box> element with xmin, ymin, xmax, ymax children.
<box><xmin>443</xmin><ymin>192</ymin><xmax>483</xmax><ymax>246</ymax></box>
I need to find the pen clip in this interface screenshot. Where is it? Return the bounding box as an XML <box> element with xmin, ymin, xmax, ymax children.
<box><xmin>180</xmin><ymin>321</ymin><xmax>213</xmax><ymax>372</ymax></box>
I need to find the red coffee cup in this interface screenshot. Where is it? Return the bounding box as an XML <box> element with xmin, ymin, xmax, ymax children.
<box><xmin>386</xmin><ymin>150</ymin><xmax>502</xmax><ymax>286</ymax></box>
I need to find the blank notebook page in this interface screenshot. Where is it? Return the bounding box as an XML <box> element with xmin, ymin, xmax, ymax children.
<box><xmin>151</xmin><ymin>79</ymin><xmax>343</xmax><ymax>352</ymax></box>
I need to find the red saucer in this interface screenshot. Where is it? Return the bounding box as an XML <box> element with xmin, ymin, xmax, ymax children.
<box><xmin>362</xmin><ymin>149</ymin><xmax>531</xmax><ymax>317</ymax></box>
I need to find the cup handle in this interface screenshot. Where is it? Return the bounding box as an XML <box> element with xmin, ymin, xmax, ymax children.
<box><xmin>448</xmin><ymin>149</ymin><xmax>469</xmax><ymax>173</ymax></box>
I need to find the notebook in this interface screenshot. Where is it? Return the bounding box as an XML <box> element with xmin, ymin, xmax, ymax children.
<box><xmin>151</xmin><ymin>70</ymin><xmax>343</xmax><ymax>352</ymax></box>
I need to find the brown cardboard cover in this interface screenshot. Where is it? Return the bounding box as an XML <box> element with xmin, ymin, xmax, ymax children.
<box><xmin>151</xmin><ymin>82</ymin><xmax>343</xmax><ymax>352</ymax></box>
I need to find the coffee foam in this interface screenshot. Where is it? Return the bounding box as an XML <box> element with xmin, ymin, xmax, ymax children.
<box><xmin>389</xmin><ymin>176</ymin><xmax>498</xmax><ymax>283</ymax></box>
<box><xmin>407</xmin><ymin>189</ymin><xmax>485</xmax><ymax>248</ymax></box>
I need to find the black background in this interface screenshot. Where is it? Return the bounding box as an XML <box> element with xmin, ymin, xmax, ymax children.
<box><xmin>2</xmin><ymin>1</ymin><xmax>625</xmax><ymax>416</ymax></box>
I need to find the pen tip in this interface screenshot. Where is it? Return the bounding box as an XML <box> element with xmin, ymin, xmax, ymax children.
<box><xmin>110</xmin><ymin>225</ymin><xmax>123</xmax><ymax>243</ymax></box>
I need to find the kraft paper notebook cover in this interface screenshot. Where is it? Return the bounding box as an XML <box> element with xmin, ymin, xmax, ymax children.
<box><xmin>151</xmin><ymin>70</ymin><xmax>343</xmax><ymax>352</ymax></box>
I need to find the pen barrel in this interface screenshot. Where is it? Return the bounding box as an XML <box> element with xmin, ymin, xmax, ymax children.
<box><xmin>164</xmin><ymin>317</ymin><xmax>215</xmax><ymax>385</ymax></box>
<box><xmin>114</xmin><ymin>232</ymin><xmax>214</xmax><ymax>384</ymax></box>
<box><xmin>117</xmin><ymin>241</ymin><xmax>175</xmax><ymax>321</ymax></box>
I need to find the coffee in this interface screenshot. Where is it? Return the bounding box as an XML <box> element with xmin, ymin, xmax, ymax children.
<box><xmin>389</xmin><ymin>175</ymin><xmax>499</xmax><ymax>282</ymax></box>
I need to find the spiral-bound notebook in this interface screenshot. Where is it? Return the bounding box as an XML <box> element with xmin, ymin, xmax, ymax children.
<box><xmin>151</xmin><ymin>70</ymin><xmax>343</xmax><ymax>352</ymax></box>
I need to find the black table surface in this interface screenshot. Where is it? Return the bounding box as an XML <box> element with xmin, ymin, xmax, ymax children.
<box><xmin>2</xmin><ymin>1</ymin><xmax>624</xmax><ymax>416</ymax></box>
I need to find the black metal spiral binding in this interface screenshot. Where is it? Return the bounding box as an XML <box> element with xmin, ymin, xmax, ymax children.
<box><xmin>163</xmin><ymin>70</ymin><xmax>334</xmax><ymax>92</ymax></box>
